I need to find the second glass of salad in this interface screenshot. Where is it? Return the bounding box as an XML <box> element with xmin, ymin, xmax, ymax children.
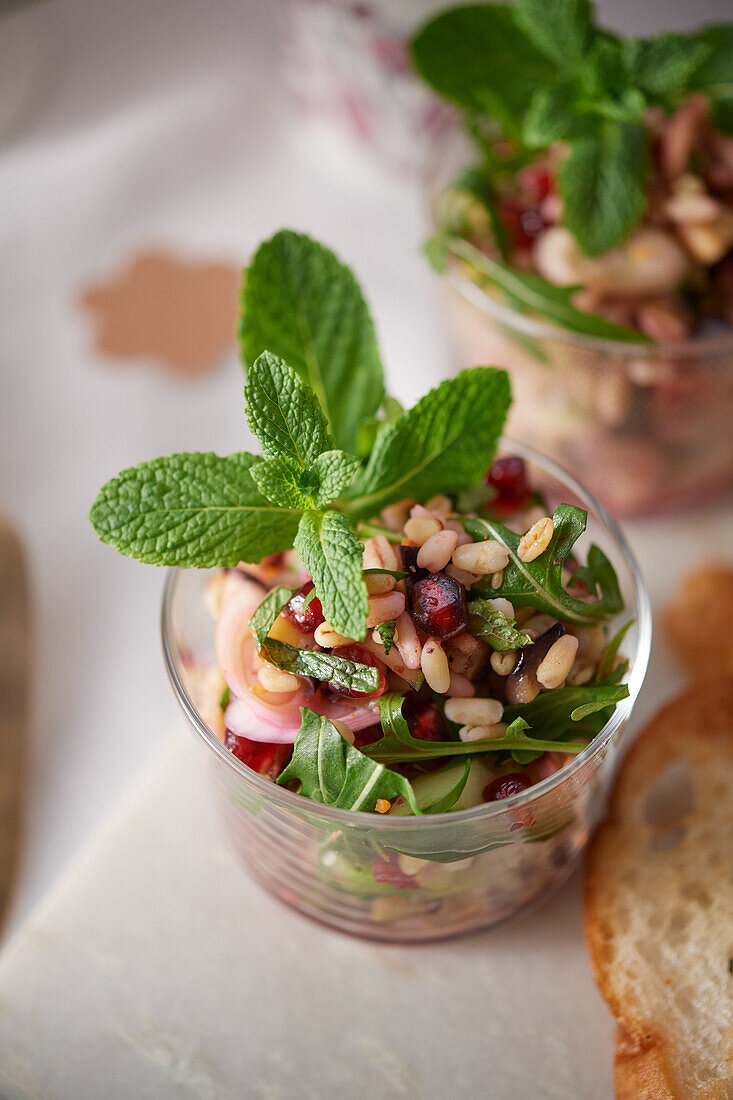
<box><xmin>91</xmin><ymin>230</ymin><xmax>650</xmax><ymax>940</ymax></box>
<box><xmin>412</xmin><ymin>2</ymin><xmax>733</xmax><ymax>515</ymax></box>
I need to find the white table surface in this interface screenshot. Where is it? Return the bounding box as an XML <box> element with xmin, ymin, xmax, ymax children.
<box><xmin>0</xmin><ymin>0</ymin><xmax>732</xmax><ymax>1095</ymax></box>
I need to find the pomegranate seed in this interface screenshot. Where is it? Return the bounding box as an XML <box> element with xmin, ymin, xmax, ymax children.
<box><xmin>282</xmin><ymin>581</ymin><xmax>324</xmax><ymax>633</ymax></box>
<box><xmin>410</xmin><ymin>572</ymin><xmax>468</xmax><ymax>641</ymax></box>
<box><xmin>372</xmin><ymin>852</ymin><xmax>418</xmax><ymax>890</ymax></box>
<box><xmin>518</xmin><ymin>164</ymin><xmax>553</xmax><ymax>204</ymax></box>
<box><xmin>482</xmin><ymin>773</ymin><xmax>532</xmax><ymax>802</ymax></box>
<box><xmin>225</xmin><ymin>732</ymin><xmax>290</xmax><ymax>779</ymax></box>
<box><xmin>499</xmin><ymin>198</ymin><xmax>534</xmax><ymax>251</ymax></box>
<box><xmin>404</xmin><ymin>698</ymin><xmax>446</xmax><ymax>742</ymax></box>
<box><xmin>329</xmin><ymin>644</ymin><xmax>386</xmax><ymax>699</ymax></box>
<box><xmin>485</xmin><ymin>455</ymin><xmax>532</xmax><ymax>515</ymax></box>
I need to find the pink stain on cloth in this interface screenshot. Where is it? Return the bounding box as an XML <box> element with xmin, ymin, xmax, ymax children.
<box><xmin>79</xmin><ymin>250</ymin><xmax>239</xmax><ymax>375</ymax></box>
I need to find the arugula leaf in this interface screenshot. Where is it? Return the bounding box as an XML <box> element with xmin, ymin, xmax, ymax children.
<box><xmin>596</xmin><ymin>619</ymin><xmax>633</xmax><ymax>682</ymax></box>
<box><xmin>622</xmin><ymin>33</ymin><xmax>711</xmax><ymax>101</ymax></box>
<box><xmin>465</xmin><ymin>504</ymin><xmax>623</xmax><ymax>624</ymax></box>
<box><xmin>250</xmin><ymin>450</ymin><xmax>360</xmax><ymax>511</ymax></box>
<box><xmin>374</xmin><ymin>620</ymin><xmax>396</xmax><ymax>655</ymax></box>
<box><xmin>690</xmin><ymin>25</ymin><xmax>733</xmax><ymax>132</ymax></box>
<box><xmin>468</xmin><ymin>599</ymin><xmax>534</xmax><ymax>651</ymax></box>
<box><xmin>240</xmin><ymin>230</ymin><xmax>384</xmax><ymax>454</ymax></box>
<box><xmin>362</xmin><ymin>693</ymin><xmax>585</xmax><ymax>764</ymax></box>
<box><xmin>514</xmin><ymin>0</ymin><xmax>593</xmax><ymax>67</ymax></box>
<box><xmin>295</xmin><ymin>511</ymin><xmax>369</xmax><ymax>640</ymax></box>
<box><xmin>445</xmin><ymin>237</ymin><xmax>651</xmax><ymax>342</ymax></box>
<box><xmin>411</xmin><ymin>3</ymin><xmax>556</xmax><ymax>136</ymax></box>
<box><xmin>559</xmin><ymin>120</ymin><xmax>649</xmax><ymax>256</ymax></box>
<box><xmin>244</xmin><ymin>351</ymin><xmax>332</xmax><ymax>467</ymax></box>
<box><xmin>344</xmin><ymin>367</ymin><xmax>511</xmax><ymax>518</ymax></box>
<box><xmin>88</xmin><ymin>452</ymin><xmax>301</xmax><ymax>567</ymax></box>
<box><xmin>277</xmin><ymin>708</ymin><xmax>421</xmax><ymax>814</ymax></box>
<box><xmin>261</xmin><ymin>639</ymin><xmax>380</xmax><ymax>693</ymax></box>
<box><xmin>504</xmin><ymin>680</ymin><xmax>629</xmax><ymax>761</ymax></box>
<box><xmin>249</xmin><ymin>585</ymin><xmax>295</xmax><ymax>649</ymax></box>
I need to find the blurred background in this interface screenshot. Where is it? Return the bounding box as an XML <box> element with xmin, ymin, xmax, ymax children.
<box><xmin>0</xmin><ymin>0</ymin><xmax>731</xmax><ymax>945</ymax></box>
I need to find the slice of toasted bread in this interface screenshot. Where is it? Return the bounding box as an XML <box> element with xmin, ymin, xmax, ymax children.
<box><xmin>585</xmin><ymin>677</ymin><xmax>733</xmax><ymax>1099</ymax></box>
<box><xmin>664</xmin><ymin>565</ymin><xmax>733</xmax><ymax>679</ymax></box>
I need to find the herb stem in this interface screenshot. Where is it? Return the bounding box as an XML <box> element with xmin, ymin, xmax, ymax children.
<box><xmin>362</xmin><ymin>736</ymin><xmax>587</xmax><ymax>764</ymax></box>
<box><xmin>356</xmin><ymin>522</ymin><xmax>403</xmax><ymax>544</ymax></box>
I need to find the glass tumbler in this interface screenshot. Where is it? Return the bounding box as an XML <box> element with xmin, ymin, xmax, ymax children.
<box><xmin>162</xmin><ymin>443</ymin><xmax>651</xmax><ymax>942</ymax></box>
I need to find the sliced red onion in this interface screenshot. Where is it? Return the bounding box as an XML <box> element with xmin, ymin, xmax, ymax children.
<box><xmin>224</xmin><ymin>698</ymin><xmax>301</xmax><ymax>744</ymax></box>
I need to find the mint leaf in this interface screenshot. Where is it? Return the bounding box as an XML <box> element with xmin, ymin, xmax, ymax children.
<box><xmin>89</xmin><ymin>452</ymin><xmax>301</xmax><ymax>567</ymax></box>
<box><xmin>374</xmin><ymin>620</ymin><xmax>396</xmax><ymax>655</ymax></box>
<box><xmin>524</xmin><ymin>80</ymin><xmax>594</xmax><ymax>147</ymax></box>
<box><xmin>277</xmin><ymin>708</ymin><xmax>420</xmax><ymax>814</ymax></box>
<box><xmin>410</xmin><ymin>4</ymin><xmax>556</xmax><ymax>133</ymax></box>
<box><xmin>559</xmin><ymin>120</ymin><xmax>648</xmax><ymax>255</ymax></box>
<box><xmin>344</xmin><ymin>367</ymin><xmax>511</xmax><ymax>519</ymax></box>
<box><xmin>446</xmin><ymin>237</ymin><xmax>651</xmax><ymax>343</ymax></box>
<box><xmin>294</xmin><ymin>511</ymin><xmax>368</xmax><ymax>640</ymax></box>
<box><xmin>622</xmin><ymin>33</ymin><xmax>710</xmax><ymax>100</ymax></box>
<box><xmin>514</xmin><ymin>0</ymin><xmax>593</xmax><ymax>67</ymax></box>
<box><xmin>249</xmin><ymin>585</ymin><xmax>294</xmax><ymax>649</ymax></box>
<box><xmin>690</xmin><ymin>25</ymin><xmax>733</xmax><ymax>132</ymax></box>
<box><xmin>240</xmin><ymin>231</ymin><xmax>384</xmax><ymax>454</ymax></box>
<box><xmin>468</xmin><ymin>599</ymin><xmax>534</xmax><ymax>651</ymax></box>
<box><xmin>261</xmin><ymin>639</ymin><xmax>381</xmax><ymax>693</ymax></box>
<box><xmin>244</xmin><ymin>351</ymin><xmax>332</xmax><ymax>467</ymax></box>
<box><xmin>465</xmin><ymin>504</ymin><xmax>623</xmax><ymax>624</ymax></box>
<box><xmin>250</xmin><ymin>450</ymin><xmax>360</xmax><ymax>511</ymax></box>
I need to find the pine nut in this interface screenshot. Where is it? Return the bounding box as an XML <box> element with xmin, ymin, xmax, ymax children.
<box><xmin>257</xmin><ymin>665</ymin><xmax>301</xmax><ymax>693</ymax></box>
<box><xmin>417</xmin><ymin>529</ymin><xmax>459</xmax><ymax>571</ymax></box>
<box><xmin>448</xmin><ymin>671</ymin><xmax>475</xmax><ymax>697</ymax></box>
<box><xmin>523</xmin><ymin>614</ymin><xmax>556</xmax><ymax>637</ymax></box>
<box><xmin>314</xmin><ymin>622</ymin><xmax>353</xmax><ymax>648</ymax></box>
<box><xmin>445</xmin><ymin>564</ymin><xmax>482</xmax><ymax>587</ymax></box>
<box><xmin>404</xmin><ymin>516</ymin><xmax>442</xmax><ymax>544</ymax></box>
<box><xmin>665</xmin><ymin>190</ymin><xmax>721</xmax><ymax>225</ymax></box>
<box><xmin>363</xmin><ymin>535</ymin><xmax>399</xmax><ymax>573</ymax></box>
<box><xmin>486</xmin><ymin>597</ymin><xmax>514</xmax><ymax>618</ymax></box>
<box><xmin>365</xmin><ymin>572</ymin><xmax>395</xmax><ymax>595</ymax></box>
<box><xmin>491</xmin><ymin>649</ymin><xmax>517</xmax><ymax>676</ymax></box>
<box><xmin>366</xmin><ymin>591</ymin><xmax>405</xmax><ymax>627</ymax></box>
<box><xmin>678</xmin><ymin>219</ymin><xmax>733</xmax><ymax>264</ymax></box>
<box><xmin>425</xmin><ymin>494</ymin><xmax>452</xmax><ymax>515</ymax></box>
<box><xmin>491</xmin><ymin>570</ymin><xmax>504</xmax><ymax>589</ymax></box>
<box><xmin>459</xmin><ymin>722</ymin><xmax>506</xmax><ymax>742</ymax></box>
<box><xmin>394</xmin><ymin>612</ymin><xmax>421</xmax><ymax>669</ymax></box>
<box><xmin>452</xmin><ymin>540</ymin><xmax>510</xmax><ymax>574</ymax></box>
<box><xmin>568</xmin><ymin>660</ymin><xmax>594</xmax><ymax>686</ymax></box>
<box><xmin>445</xmin><ymin>519</ymin><xmax>472</xmax><ymax>546</ymax></box>
<box><xmin>397</xmin><ymin>853</ymin><xmax>425</xmax><ymax>876</ymax></box>
<box><xmin>421</xmin><ymin>638</ymin><xmax>450</xmax><ymax>693</ymax></box>
<box><xmin>331</xmin><ymin>719</ymin><xmax>355</xmax><ymax>745</ymax></box>
<box><xmin>445</xmin><ymin>697</ymin><xmax>503</xmax><ymax>726</ymax></box>
<box><xmin>518</xmin><ymin>516</ymin><xmax>554</xmax><ymax>562</ymax></box>
<box><xmin>380</xmin><ymin>500</ymin><xmax>413</xmax><ymax>533</ymax></box>
<box><xmin>536</xmin><ymin>635</ymin><xmax>579</xmax><ymax>689</ymax></box>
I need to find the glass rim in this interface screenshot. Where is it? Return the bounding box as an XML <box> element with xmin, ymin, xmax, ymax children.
<box><xmin>431</xmin><ymin>128</ymin><xmax>733</xmax><ymax>359</ymax></box>
<box><xmin>161</xmin><ymin>438</ymin><xmax>652</xmax><ymax>827</ymax></box>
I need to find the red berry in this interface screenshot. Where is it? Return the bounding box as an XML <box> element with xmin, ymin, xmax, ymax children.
<box><xmin>485</xmin><ymin>455</ymin><xmax>531</xmax><ymax>515</ymax></box>
<box><xmin>410</xmin><ymin>572</ymin><xmax>468</xmax><ymax>641</ymax></box>
<box><xmin>482</xmin><ymin>773</ymin><xmax>532</xmax><ymax>802</ymax></box>
<box><xmin>225</xmin><ymin>732</ymin><xmax>289</xmax><ymax>779</ymax></box>
<box><xmin>404</xmin><ymin>699</ymin><xmax>446</xmax><ymax>742</ymax></box>
<box><xmin>329</xmin><ymin>645</ymin><xmax>387</xmax><ymax>699</ymax></box>
<box><xmin>372</xmin><ymin>851</ymin><xmax>418</xmax><ymax>889</ymax></box>
<box><xmin>282</xmin><ymin>581</ymin><xmax>324</xmax><ymax>634</ymax></box>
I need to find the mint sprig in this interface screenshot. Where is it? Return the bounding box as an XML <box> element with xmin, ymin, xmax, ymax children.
<box><xmin>295</xmin><ymin>511</ymin><xmax>368</xmax><ymax>641</ymax></box>
<box><xmin>468</xmin><ymin>599</ymin><xmax>534</xmax><ymax>651</ymax></box>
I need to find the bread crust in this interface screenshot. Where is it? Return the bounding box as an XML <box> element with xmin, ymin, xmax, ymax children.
<box><xmin>664</xmin><ymin>565</ymin><xmax>733</xmax><ymax>678</ymax></box>
<box><xmin>585</xmin><ymin>677</ymin><xmax>733</xmax><ymax>1099</ymax></box>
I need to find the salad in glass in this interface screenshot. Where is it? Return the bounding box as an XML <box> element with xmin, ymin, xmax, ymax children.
<box><xmin>412</xmin><ymin>3</ymin><xmax>733</xmax><ymax>514</ymax></box>
<box><xmin>91</xmin><ymin>230</ymin><xmax>649</xmax><ymax>938</ymax></box>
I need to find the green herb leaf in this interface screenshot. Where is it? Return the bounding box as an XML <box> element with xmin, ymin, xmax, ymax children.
<box><xmin>344</xmin><ymin>367</ymin><xmax>511</xmax><ymax>518</ymax></box>
<box><xmin>277</xmin><ymin>708</ymin><xmax>421</xmax><ymax>814</ymax></box>
<box><xmin>294</xmin><ymin>510</ymin><xmax>369</xmax><ymax>640</ymax></box>
<box><xmin>310</xmin><ymin>450</ymin><xmax>362</xmax><ymax>505</ymax></box>
<box><xmin>374</xmin><ymin>620</ymin><xmax>396</xmax><ymax>655</ymax></box>
<box><xmin>446</xmin><ymin>237</ymin><xmax>651</xmax><ymax>343</ymax></box>
<box><xmin>514</xmin><ymin>0</ymin><xmax>593</xmax><ymax>67</ymax></box>
<box><xmin>250</xmin><ymin>449</ymin><xmax>361</xmax><ymax>511</ymax></box>
<box><xmin>622</xmin><ymin>33</ymin><xmax>711</xmax><ymax>101</ymax></box>
<box><xmin>249</xmin><ymin>586</ymin><xmax>295</xmax><ymax>649</ymax></box>
<box><xmin>596</xmin><ymin>619</ymin><xmax>634</xmax><ymax>682</ymax></box>
<box><xmin>690</xmin><ymin>24</ymin><xmax>733</xmax><ymax>132</ymax></box>
<box><xmin>261</xmin><ymin>639</ymin><xmax>380</xmax><ymax>693</ymax></box>
<box><xmin>559</xmin><ymin>120</ymin><xmax>649</xmax><ymax>255</ymax></box>
<box><xmin>524</xmin><ymin>79</ymin><xmax>595</xmax><ymax>147</ymax></box>
<box><xmin>410</xmin><ymin>4</ymin><xmax>556</xmax><ymax>134</ymax></box>
<box><xmin>468</xmin><ymin>599</ymin><xmax>534</xmax><ymax>651</ymax></box>
<box><xmin>465</xmin><ymin>504</ymin><xmax>624</xmax><ymax>624</ymax></box>
<box><xmin>88</xmin><ymin>452</ymin><xmax>301</xmax><ymax>567</ymax></box>
<box><xmin>240</xmin><ymin>230</ymin><xmax>384</xmax><ymax>454</ymax></box>
<box><xmin>504</xmin><ymin>679</ymin><xmax>629</xmax><ymax>761</ymax></box>
<box><xmin>244</xmin><ymin>351</ymin><xmax>332</xmax><ymax>467</ymax></box>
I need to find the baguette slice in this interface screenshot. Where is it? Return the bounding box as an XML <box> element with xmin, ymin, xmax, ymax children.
<box><xmin>585</xmin><ymin>677</ymin><xmax>733</xmax><ymax>1099</ymax></box>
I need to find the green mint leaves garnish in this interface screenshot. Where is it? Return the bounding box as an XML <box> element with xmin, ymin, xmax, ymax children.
<box><xmin>277</xmin><ymin>708</ymin><xmax>421</xmax><ymax>814</ymax></box>
<box><xmin>374</xmin><ymin>620</ymin><xmax>396</xmax><ymax>654</ymax></box>
<box><xmin>468</xmin><ymin>600</ymin><xmax>534</xmax><ymax>651</ymax></box>
<box><xmin>294</xmin><ymin>511</ymin><xmax>368</xmax><ymax>640</ymax></box>
<box><xmin>240</xmin><ymin>230</ymin><xmax>385</xmax><ymax>456</ymax></box>
<box><xmin>412</xmin><ymin>2</ymin><xmax>732</xmax><ymax>256</ymax></box>
<box><xmin>464</xmin><ymin>504</ymin><xmax>623</xmax><ymax>624</ymax></box>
